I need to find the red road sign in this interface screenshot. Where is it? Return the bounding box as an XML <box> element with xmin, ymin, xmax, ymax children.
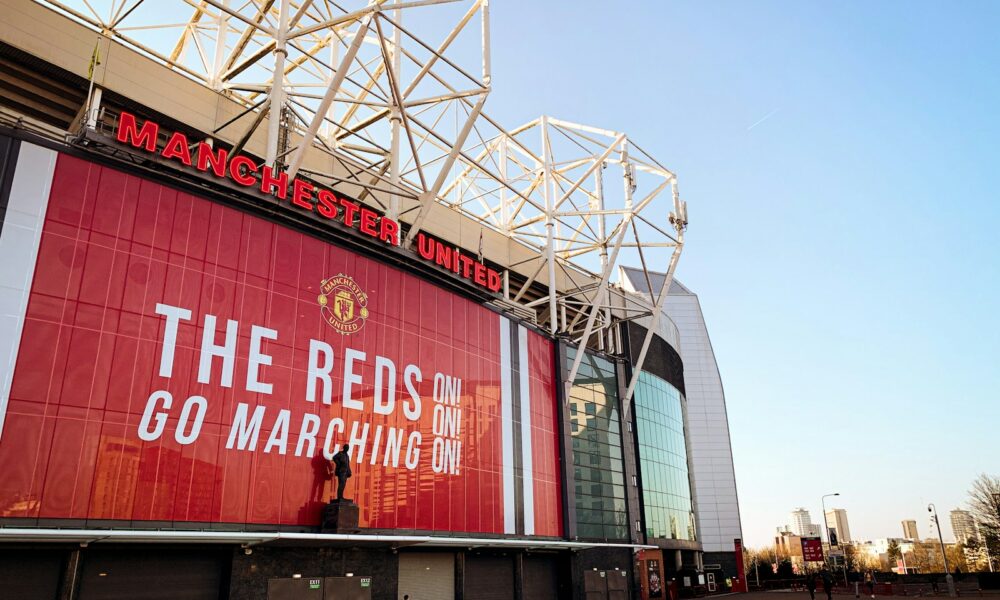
<box><xmin>801</xmin><ymin>537</ymin><xmax>824</xmax><ymax>562</ymax></box>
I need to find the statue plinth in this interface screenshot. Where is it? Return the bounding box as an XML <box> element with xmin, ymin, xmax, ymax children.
<box><xmin>321</xmin><ymin>500</ymin><xmax>360</xmax><ymax>533</ymax></box>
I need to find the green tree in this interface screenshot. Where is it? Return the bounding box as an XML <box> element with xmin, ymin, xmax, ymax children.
<box><xmin>776</xmin><ymin>558</ymin><xmax>794</xmax><ymax>579</ymax></box>
<box><xmin>946</xmin><ymin>542</ymin><xmax>968</xmax><ymax>573</ymax></box>
<box><xmin>887</xmin><ymin>539</ymin><xmax>901</xmax><ymax>562</ymax></box>
<box><xmin>984</xmin><ymin>531</ymin><xmax>1000</xmax><ymax>571</ymax></box>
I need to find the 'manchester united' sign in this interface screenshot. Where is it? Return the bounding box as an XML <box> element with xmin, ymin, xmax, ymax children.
<box><xmin>114</xmin><ymin>112</ymin><xmax>503</xmax><ymax>293</ymax></box>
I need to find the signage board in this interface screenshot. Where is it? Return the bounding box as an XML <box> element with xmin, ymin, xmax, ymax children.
<box><xmin>113</xmin><ymin>112</ymin><xmax>504</xmax><ymax>293</ymax></box>
<box><xmin>646</xmin><ymin>559</ymin><xmax>663</xmax><ymax>598</ymax></box>
<box><xmin>0</xmin><ymin>151</ymin><xmax>561</xmax><ymax>535</ymax></box>
<box><xmin>801</xmin><ymin>537</ymin><xmax>824</xmax><ymax>562</ymax></box>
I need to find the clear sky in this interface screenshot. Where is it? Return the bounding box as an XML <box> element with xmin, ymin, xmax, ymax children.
<box><xmin>480</xmin><ymin>1</ymin><xmax>1000</xmax><ymax>547</ymax></box>
<box><xmin>78</xmin><ymin>0</ymin><xmax>998</xmax><ymax>548</ymax></box>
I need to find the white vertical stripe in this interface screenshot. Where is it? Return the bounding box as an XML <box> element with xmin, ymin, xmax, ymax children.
<box><xmin>0</xmin><ymin>143</ymin><xmax>58</xmax><ymax>441</ymax></box>
<box><xmin>518</xmin><ymin>325</ymin><xmax>535</xmax><ymax>535</ymax></box>
<box><xmin>499</xmin><ymin>316</ymin><xmax>516</xmax><ymax>534</ymax></box>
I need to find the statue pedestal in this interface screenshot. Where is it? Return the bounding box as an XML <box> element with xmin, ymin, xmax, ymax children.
<box><xmin>321</xmin><ymin>500</ymin><xmax>360</xmax><ymax>533</ymax></box>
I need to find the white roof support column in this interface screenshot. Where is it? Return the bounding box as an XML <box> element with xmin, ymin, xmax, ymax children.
<box><xmin>209</xmin><ymin>0</ymin><xmax>229</xmax><ymax>89</ymax></box>
<box><xmin>387</xmin><ymin>5</ymin><xmax>403</xmax><ymax>222</ymax></box>
<box><xmin>541</xmin><ymin>115</ymin><xmax>558</xmax><ymax>334</ymax></box>
<box><xmin>595</xmin><ymin>164</ymin><xmax>609</xmax><ymax>351</ymax></box>
<box><xmin>265</xmin><ymin>0</ymin><xmax>290</xmax><ymax>166</ymax></box>
<box><xmin>480</xmin><ymin>0</ymin><xmax>490</xmax><ymax>87</ymax></box>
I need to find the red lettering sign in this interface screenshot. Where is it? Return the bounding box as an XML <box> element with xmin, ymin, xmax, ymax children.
<box><xmin>416</xmin><ymin>232</ymin><xmax>502</xmax><ymax>293</ymax></box>
<box><xmin>111</xmin><ymin>112</ymin><xmax>505</xmax><ymax>294</ymax></box>
<box><xmin>115</xmin><ymin>111</ymin><xmax>400</xmax><ymax>247</ymax></box>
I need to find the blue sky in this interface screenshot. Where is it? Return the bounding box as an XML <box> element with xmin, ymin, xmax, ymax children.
<box><xmin>96</xmin><ymin>0</ymin><xmax>998</xmax><ymax>547</ymax></box>
<box><xmin>481</xmin><ymin>1</ymin><xmax>1000</xmax><ymax>547</ymax></box>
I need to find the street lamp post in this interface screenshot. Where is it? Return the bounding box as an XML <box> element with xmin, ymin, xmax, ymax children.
<box><xmin>821</xmin><ymin>494</ymin><xmax>840</xmax><ymax>543</ymax></box>
<box><xmin>928</xmin><ymin>503</ymin><xmax>956</xmax><ymax>597</ymax></box>
<box><xmin>822</xmin><ymin>493</ymin><xmax>840</xmax><ymax>575</ymax></box>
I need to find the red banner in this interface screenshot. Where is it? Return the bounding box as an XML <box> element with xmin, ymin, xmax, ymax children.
<box><xmin>0</xmin><ymin>153</ymin><xmax>561</xmax><ymax>536</ymax></box>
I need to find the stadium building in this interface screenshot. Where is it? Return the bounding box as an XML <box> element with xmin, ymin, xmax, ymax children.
<box><xmin>0</xmin><ymin>1</ymin><xmax>742</xmax><ymax>598</ymax></box>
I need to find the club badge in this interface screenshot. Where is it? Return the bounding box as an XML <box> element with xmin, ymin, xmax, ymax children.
<box><xmin>318</xmin><ymin>274</ymin><xmax>369</xmax><ymax>335</ymax></box>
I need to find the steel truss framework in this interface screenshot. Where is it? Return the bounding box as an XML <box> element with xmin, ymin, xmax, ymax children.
<box><xmin>36</xmin><ymin>0</ymin><xmax>689</xmax><ymax>404</ymax></box>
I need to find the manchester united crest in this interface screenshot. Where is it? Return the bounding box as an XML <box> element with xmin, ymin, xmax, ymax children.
<box><xmin>318</xmin><ymin>274</ymin><xmax>369</xmax><ymax>335</ymax></box>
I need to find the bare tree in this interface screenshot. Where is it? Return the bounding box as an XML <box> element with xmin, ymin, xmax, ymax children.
<box><xmin>967</xmin><ymin>473</ymin><xmax>1000</xmax><ymax>537</ymax></box>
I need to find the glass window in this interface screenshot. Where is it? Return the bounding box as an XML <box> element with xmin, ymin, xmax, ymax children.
<box><xmin>633</xmin><ymin>370</ymin><xmax>697</xmax><ymax>542</ymax></box>
<box><xmin>567</xmin><ymin>348</ymin><xmax>628</xmax><ymax>541</ymax></box>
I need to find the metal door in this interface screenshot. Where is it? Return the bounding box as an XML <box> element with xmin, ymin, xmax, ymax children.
<box><xmin>268</xmin><ymin>578</ymin><xmax>324</xmax><ymax>600</ymax></box>
<box><xmin>584</xmin><ymin>570</ymin><xmax>609</xmax><ymax>600</ymax></box>
<box><xmin>607</xmin><ymin>569</ymin><xmax>629</xmax><ymax>600</ymax></box>
<box><xmin>324</xmin><ymin>576</ymin><xmax>373</xmax><ymax>600</ymax></box>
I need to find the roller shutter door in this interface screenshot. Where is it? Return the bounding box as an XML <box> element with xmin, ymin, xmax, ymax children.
<box><xmin>398</xmin><ymin>552</ymin><xmax>454</xmax><ymax>600</ymax></box>
<box><xmin>464</xmin><ymin>555</ymin><xmax>514</xmax><ymax>600</ymax></box>
<box><xmin>0</xmin><ymin>549</ymin><xmax>64</xmax><ymax>600</ymax></box>
<box><xmin>77</xmin><ymin>548</ymin><xmax>225</xmax><ymax>600</ymax></box>
<box><xmin>523</xmin><ymin>554</ymin><xmax>561</xmax><ymax>599</ymax></box>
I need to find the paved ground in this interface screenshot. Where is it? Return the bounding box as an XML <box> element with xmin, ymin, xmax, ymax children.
<box><xmin>736</xmin><ymin>591</ymin><xmax>1000</xmax><ymax>600</ymax></box>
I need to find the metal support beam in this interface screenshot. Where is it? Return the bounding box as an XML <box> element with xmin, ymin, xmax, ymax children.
<box><xmin>541</xmin><ymin>115</ymin><xmax>558</xmax><ymax>334</ymax></box>
<box><xmin>265</xmin><ymin>0</ymin><xmax>290</xmax><ymax>166</ymax></box>
<box><xmin>285</xmin><ymin>15</ymin><xmax>372</xmax><ymax>179</ymax></box>
<box><xmin>562</xmin><ymin>175</ymin><xmax>672</xmax><ymax>394</ymax></box>
<box><xmin>209</xmin><ymin>0</ymin><xmax>228</xmax><ymax>89</ymax></box>
<box><xmin>387</xmin><ymin>5</ymin><xmax>403</xmax><ymax>221</ymax></box>
<box><xmin>563</xmin><ymin>210</ymin><xmax>631</xmax><ymax>400</ymax></box>
<box><xmin>622</xmin><ymin>182</ymin><xmax>686</xmax><ymax>418</ymax></box>
<box><xmin>621</xmin><ymin>239</ymin><xmax>683</xmax><ymax>419</ymax></box>
<box><xmin>402</xmin><ymin>93</ymin><xmax>487</xmax><ymax>246</ymax></box>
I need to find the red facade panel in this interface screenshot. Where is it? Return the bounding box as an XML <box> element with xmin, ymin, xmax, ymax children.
<box><xmin>527</xmin><ymin>328</ymin><xmax>563</xmax><ymax>537</ymax></box>
<box><xmin>0</xmin><ymin>153</ymin><xmax>561</xmax><ymax>535</ymax></box>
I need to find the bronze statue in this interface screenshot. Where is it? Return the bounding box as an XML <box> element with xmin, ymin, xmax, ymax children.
<box><xmin>332</xmin><ymin>447</ymin><xmax>352</xmax><ymax>502</ymax></box>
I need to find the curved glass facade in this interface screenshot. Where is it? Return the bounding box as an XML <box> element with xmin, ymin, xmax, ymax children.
<box><xmin>634</xmin><ymin>371</ymin><xmax>697</xmax><ymax>542</ymax></box>
<box><xmin>566</xmin><ymin>349</ymin><xmax>628</xmax><ymax>540</ymax></box>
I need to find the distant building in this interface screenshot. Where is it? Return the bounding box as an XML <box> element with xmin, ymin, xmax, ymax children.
<box><xmin>789</xmin><ymin>508</ymin><xmax>822</xmax><ymax>537</ymax></box>
<box><xmin>825</xmin><ymin>508</ymin><xmax>852</xmax><ymax>543</ymax></box>
<box><xmin>775</xmin><ymin>531</ymin><xmax>807</xmax><ymax>573</ymax></box>
<box><xmin>902</xmin><ymin>519</ymin><xmax>919</xmax><ymax>540</ymax></box>
<box><xmin>950</xmin><ymin>509</ymin><xmax>979</xmax><ymax>544</ymax></box>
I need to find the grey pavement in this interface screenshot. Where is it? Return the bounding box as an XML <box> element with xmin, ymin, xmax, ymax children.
<box><xmin>737</xmin><ymin>592</ymin><xmax>1000</xmax><ymax>600</ymax></box>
